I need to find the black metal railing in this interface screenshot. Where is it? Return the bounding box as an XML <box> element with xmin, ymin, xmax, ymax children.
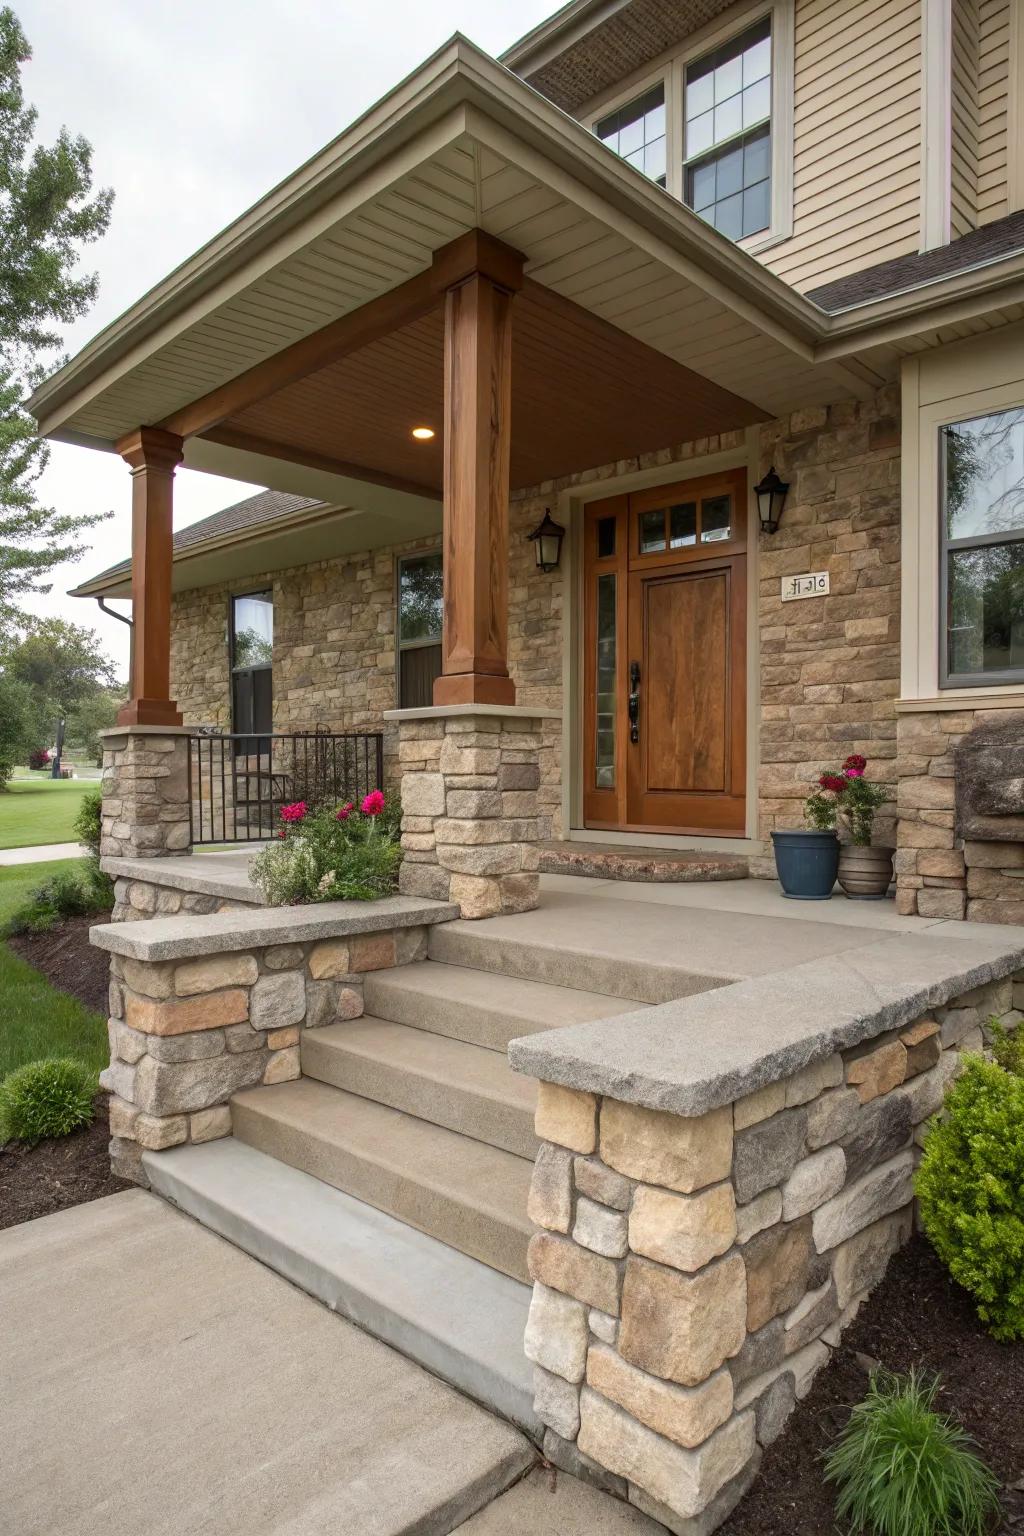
<box><xmin>188</xmin><ymin>729</ymin><xmax>385</xmax><ymax>845</ymax></box>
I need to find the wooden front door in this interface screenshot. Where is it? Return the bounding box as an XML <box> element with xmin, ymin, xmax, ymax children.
<box><xmin>582</xmin><ymin>469</ymin><xmax>747</xmax><ymax>836</ymax></box>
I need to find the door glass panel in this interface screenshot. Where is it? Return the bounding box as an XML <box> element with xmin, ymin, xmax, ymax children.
<box><xmin>639</xmin><ymin>509</ymin><xmax>667</xmax><ymax>553</ymax></box>
<box><xmin>669</xmin><ymin>503</ymin><xmax>697</xmax><ymax>547</ymax></box>
<box><xmin>597</xmin><ymin>515</ymin><xmax>616</xmax><ymax>559</ymax></box>
<box><xmin>595</xmin><ymin>574</ymin><xmax>617</xmax><ymax>788</ymax></box>
<box><xmin>701</xmin><ymin>495</ymin><xmax>732</xmax><ymax>542</ymax></box>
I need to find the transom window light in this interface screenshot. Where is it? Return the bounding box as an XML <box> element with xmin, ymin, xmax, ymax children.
<box><xmin>684</xmin><ymin>17</ymin><xmax>772</xmax><ymax>241</ymax></box>
<box><xmin>595</xmin><ymin>84</ymin><xmax>667</xmax><ymax>188</ymax></box>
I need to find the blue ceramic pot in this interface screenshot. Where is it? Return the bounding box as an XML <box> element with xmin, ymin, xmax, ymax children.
<box><xmin>771</xmin><ymin>828</ymin><xmax>839</xmax><ymax>900</ymax></box>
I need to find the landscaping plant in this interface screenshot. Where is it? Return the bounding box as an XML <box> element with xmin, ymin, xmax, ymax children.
<box><xmin>805</xmin><ymin>754</ymin><xmax>891</xmax><ymax>842</ymax></box>
<box><xmin>824</xmin><ymin>1369</ymin><xmax>1001</xmax><ymax>1536</ymax></box>
<box><xmin>249</xmin><ymin>790</ymin><xmax>401</xmax><ymax>905</ymax></box>
<box><xmin>0</xmin><ymin>1057</ymin><xmax>95</xmax><ymax>1145</ymax></box>
<box><xmin>916</xmin><ymin>1044</ymin><xmax>1024</xmax><ymax>1342</ymax></box>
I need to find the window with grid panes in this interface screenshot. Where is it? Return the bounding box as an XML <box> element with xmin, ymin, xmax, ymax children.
<box><xmin>595</xmin><ymin>84</ymin><xmax>667</xmax><ymax>188</ymax></box>
<box><xmin>684</xmin><ymin>17</ymin><xmax>772</xmax><ymax>240</ymax></box>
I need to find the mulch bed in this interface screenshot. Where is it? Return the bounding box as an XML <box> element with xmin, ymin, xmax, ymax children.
<box><xmin>721</xmin><ymin>1235</ymin><xmax>1024</xmax><ymax>1535</ymax></box>
<box><xmin>7</xmin><ymin>914</ymin><xmax>111</xmax><ymax>1014</ymax></box>
<box><xmin>0</xmin><ymin>1098</ymin><xmax>129</xmax><ymax>1231</ymax></box>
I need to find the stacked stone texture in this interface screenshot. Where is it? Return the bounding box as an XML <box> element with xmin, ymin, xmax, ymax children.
<box><xmin>102</xmin><ymin>923</ymin><xmax>428</xmax><ymax>1183</ymax></box>
<box><xmin>522</xmin><ymin>975</ymin><xmax>1021</xmax><ymax>1533</ymax></box>
<box><xmin>753</xmin><ymin>388</ymin><xmax>901</xmax><ymax>868</ymax></box>
<box><xmin>100</xmin><ymin>732</ymin><xmax>191</xmax><ymax>859</ymax></box>
<box><xmin>896</xmin><ymin>707</ymin><xmax>1024</xmax><ymax>922</ymax></box>
<box><xmin>397</xmin><ymin>714</ymin><xmax>544</xmax><ymax>918</ymax></box>
<box><xmin>109</xmin><ymin>875</ymin><xmax>260</xmax><ymax>923</ymax></box>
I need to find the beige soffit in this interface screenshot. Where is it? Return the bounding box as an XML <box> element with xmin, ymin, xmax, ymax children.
<box><xmin>27</xmin><ymin>34</ymin><xmax>1024</xmax><ymax>452</ymax></box>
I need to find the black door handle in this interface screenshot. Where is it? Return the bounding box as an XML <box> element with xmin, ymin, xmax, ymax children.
<box><xmin>628</xmin><ymin>660</ymin><xmax>640</xmax><ymax>744</ymax></box>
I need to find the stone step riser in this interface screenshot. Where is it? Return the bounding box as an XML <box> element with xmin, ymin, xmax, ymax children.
<box><xmin>427</xmin><ymin>926</ymin><xmax>720</xmax><ymax>1005</ymax></box>
<box><xmin>232</xmin><ymin>1092</ymin><xmax>532</xmax><ymax>1284</ymax></box>
<box><xmin>301</xmin><ymin>1026</ymin><xmax>538</xmax><ymax>1160</ymax></box>
<box><xmin>364</xmin><ymin>972</ymin><xmax>567</xmax><ymax>1051</ymax></box>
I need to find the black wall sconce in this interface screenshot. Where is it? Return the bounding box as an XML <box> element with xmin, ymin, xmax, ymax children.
<box><xmin>753</xmin><ymin>466</ymin><xmax>790</xmax><ymax>535</ymax></box>
<box><xmin>528</xmin><ymin>509</ymin><xmax>565</xmax><ymax>572</ymax></box>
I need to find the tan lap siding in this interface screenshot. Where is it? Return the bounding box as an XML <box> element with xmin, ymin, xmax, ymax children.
<box><xmin>977</xmin><ymin>0</ymin><xmax>1011</xmax><ymax>224</ymax></box>
<box><xmin>952</xmin><ymin>0</ymin><xmax>981</xmax><ymax>237</ymax></box>
<box><xmin>761</xmin><ymin>0</ymin><xmax>922</xmax><ymax>292</ymax></box>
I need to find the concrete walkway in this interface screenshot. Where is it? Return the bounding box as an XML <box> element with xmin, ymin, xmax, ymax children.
<box><xmin>0</xmin><ymin>1192</ymin><xmax>656</xmax><ymax>1536</ymax></box>
<box><xmin>0</xmin><ymin>840</ymin><xmax>83</xmax><ymax>865</ymax></box>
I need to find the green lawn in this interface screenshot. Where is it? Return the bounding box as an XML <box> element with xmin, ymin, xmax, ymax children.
<box><xmin>0</xmin><ymin>778</ymin><xmax>94</xmax><ymax>850</ymax></box>
<box><xmin>0</xmin><ymin>859</ymin><xmax>108</xmax><ymax>1082</ymax></box>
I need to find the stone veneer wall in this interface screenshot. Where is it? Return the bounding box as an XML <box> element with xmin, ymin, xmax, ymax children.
<box><xmin>521</xmin><ymin>974</ymin><xmax>1021</xmax><ymax>1533</ymax></box>
<box><xmin>754</xmin><ymin>386</ymin><xmax>901</xmax><ymax>865</ymax></box>
<box><xmin>101</xmin><ymin>922</ymin><xmax>430</xmax><ymax>1184</ymax></box>
<box><xmin>896</xmin><ymin>707</ymin><xmax>1024</xmax><ymax>922</ymax></box>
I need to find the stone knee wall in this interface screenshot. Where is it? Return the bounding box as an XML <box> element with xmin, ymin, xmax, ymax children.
<box><xmin>522</xmin><ymin>974</ymin><xmax>1021</xmax><ymax>1533</ymax></box>
<box><xmin>102</xmin><ymin>924</ymin><xmax>428</xmax><ymax>1184</ymax></box>
<box><xmin>100</xmin><ymin>730</ymin><xmax>191</xmax><ymax>860</ymax></box>
<box><xmin>397</xmin><ymin>712</ymin><xmax>544</xmax><ymax>918</ymax></box>
<box><xmin>896</xmin><ymin>707</ymin><xmax>1024</xmax><ymax>922</ymax></box>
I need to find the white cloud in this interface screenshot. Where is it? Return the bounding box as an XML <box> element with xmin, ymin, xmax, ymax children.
<box><xmin>16</xmin><ymin>0</ymin><xmax>554</xmax><ymax>671</ymax></box>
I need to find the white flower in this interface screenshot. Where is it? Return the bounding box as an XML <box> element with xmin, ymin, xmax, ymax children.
<box><xmin>317</xmin><ymin>870</ymin><xmax>336</xmax><ymax>896</ymax></box>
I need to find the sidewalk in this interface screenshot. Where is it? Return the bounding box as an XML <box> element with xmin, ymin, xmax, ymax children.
<box><xmin>0</xmin><ymin>841</ymin><xmax>82</xmax><ymax>866</ymax></box>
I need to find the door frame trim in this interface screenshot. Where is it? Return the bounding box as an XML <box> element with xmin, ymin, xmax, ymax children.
<box><xmin>558</xmin><ymin>427</ymin><xmax>762</xmax><ymax>844</ymax></box>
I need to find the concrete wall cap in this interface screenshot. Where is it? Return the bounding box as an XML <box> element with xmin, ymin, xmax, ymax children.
<box><xmin>384</xmin><ymin>705</ymin><xmax>561</xmax><ymax>721</ymax></box>
<box><xmin>91</xmin><ymin>896</ymin><xmax>459</xmax><ymax>961</ymax></box>
<box><xmin>509</xmin><ymin>928</ymin><xmax>1024</xmax><ymax>1117</ymax></box>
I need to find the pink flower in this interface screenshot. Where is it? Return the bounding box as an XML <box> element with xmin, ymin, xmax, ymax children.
<box><xmin>278</xmin><ymin>829</ymin><xmax>287</xmax><ymax>840</ymax></box>
<box><xmin>280</xmin><ymin>801</ymin><xmax>308</xmax><ymax>823</ymax></box>
<box><xmin>845</xmin><ymin>766</ymin><xmax>864</xmax><ymax>778</ymax></box>
<box><xmin>335</xmin><ymin>802</ymin><xmax>354</xmax><ymax>821</ymax></box>
<box><xmin>361</xmin><ymin>790</ymin><xmax>386</xmax><ymax>817</ymax></box>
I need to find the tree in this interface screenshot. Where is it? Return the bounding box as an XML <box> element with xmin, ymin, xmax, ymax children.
<box><xmin>65</xmin><ymin>684</ymin><xmax>123</xmax><ymax>765</ymax></box>
<box><xmin>0</xmin><ymin>668</ymin><xmax>33</xmax><ymax>784</ymax></box>
<box><xmin>3</xmin><ymin>617</ymin><xmax>118</xmax><ymax>776</ymax></box>
<box><xmin>0</xmin><ymin>7</ymin><xmax>114</xmax><ymax>637</ymax></box>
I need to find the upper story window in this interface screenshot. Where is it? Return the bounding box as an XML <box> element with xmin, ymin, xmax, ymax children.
<box><xmin>942</xmin><ymin>407</ymin><xmax>1024</xmax><ymax>685</ymax></box>
<box><xmin>684</xmin><ymin>19</ymin><xmax>772</xmax><ymax>239</ymax></box>
<box><xmin>595</xmin><ymin>85</ymin><xmax>667</xmax><ymax>188</ymax></box>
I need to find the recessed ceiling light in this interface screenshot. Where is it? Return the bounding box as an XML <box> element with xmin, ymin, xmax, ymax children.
<box><xmin>411</xmin><ymin>426</ymin><xmax>435</xmax><ymax>440</ymax></box>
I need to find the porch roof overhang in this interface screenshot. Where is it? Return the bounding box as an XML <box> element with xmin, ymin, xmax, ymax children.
<box><xmin>32</xmin><ymin>35</ymin><xmax>1024</xmax><ymax>521</ymax></box>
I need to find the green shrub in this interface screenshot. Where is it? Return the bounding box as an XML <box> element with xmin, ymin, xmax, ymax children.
<box><xmin>0</xmin><ymin>1057</ymin><xmax>96</xmax><ymax>1144</ymax></box>
<box><xmin>249</xmin><ymin>792</ymin><xmax>401</xmax><ymax>906</ymax></box>
<box><xmin>73</xmin><ymin>787</ymin><xmax>102</xmax><ymax>855</ymax></box>
<box><xmin>824</xmin><ymin>1369</ymin><xmax>1000</xmax><ymax>1536</ymax></box>
<box><xmin>3</xmin><ymin>860</ymin><xmax>114</xmax><ymax>936</ymax></box>
<box><xmin>989</xmin><ymin>1015</ymin><xmax>1024</xmax><ymax>1077</ymax></box>
<box><xmin>916</xmin><ymin>1052</ymin><xmax>1024</xmax><ymax>1341</ymax></box>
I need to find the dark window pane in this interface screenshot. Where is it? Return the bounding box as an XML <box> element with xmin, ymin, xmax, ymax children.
<box><xmin>645</xmin><ymin>136</ymin><xmax>667</xmax><ymax>183</ymax></box>
<box><xmin>943</xmin><ymin>408</ymin><xmax>1024</xmax><ymax>541</ymax></box>
<box><xmin>744</xmin><ymin>126</ymin><xmax>771</xmax><ymax>184</ymax></box>
<box><xmin>232</xmin><ymin>592</ymin><xmax>273</xmax><ymax>670</ymax></box>
<box><xmin>742</xmin><ymin>76</ymin><xmax>770</xmax><ymax>128</ymax></box>
<box><xmin>669</xmin><ymin>502</ymin><xmax>697</xmax><ymax>547</ymax></box>
<box><xmin>690</xmin><ymin>159</ymin><xmax>716</xmax><ymax>210</ymax></box>
<box><xmin>701</xmin><ymin>495</ymin><xmax>732</xmax><ymax>542</ymax></box>
<box><xmin>714</xmin><ymin>192</ymin><xmax>743</xmax><ymax>240</ymax></box>
<box><xmin>595</xmin><ymin>573</ymin><xmax>617</xmax><ymax>788</ymax></box>
<box><xmin>948</xmin><ymin>543</ymin><xmax>1024</xmax><ymax>677</ymax></box>
<box><xmin>639</xmin><ymin>509</ymin><xmax>666</xmax><ymax>553</ymax></box>
<box><xmin>597</xmin><ymin>516</ymin><xmax>616</xmax><ymax>559</ymax></box>
<box><xmin>596</xmin><ymin>83</ymin><xmax>667</xmax><ymax>188</ymax></box>
<box><xmin>717</xmin><ymin>144</ymin><xmax>743</xmax><ymax>198</ymax></box>
<box><xmin>742</xmin><ymin>179</ymin><xmax>771</xmax><ymax>236</ymax></box>
<box><xmin>399</xmin><ymin>643</ymin><xmax>443</xmax><ymax>708</ymax></box>
<box><xmin>399</xmin><ymin>552</ymin><xmax>443</xmax><ymax>643</ymax></box>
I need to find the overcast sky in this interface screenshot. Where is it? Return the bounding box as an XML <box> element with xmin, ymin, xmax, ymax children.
<box><xmin>17</xmin><ymin>0</ymin><xmax>554</xmax><ymax>672</ymax></box>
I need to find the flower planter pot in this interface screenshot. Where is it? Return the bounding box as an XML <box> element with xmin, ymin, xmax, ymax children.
<box><xmin>771</xmin><ymin>829</ymin><xmax>839</xmax><ymax>900</ymax></box>
<box><xmin>837</xmin><ymin>843</ymin><xmax>894</xmax><ymax>900</ymax></box>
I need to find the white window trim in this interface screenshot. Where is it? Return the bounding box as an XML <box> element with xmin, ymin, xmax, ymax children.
<box><xmin>901</xmin><ymin>357</ymin><xmax>1024</xmax><ymax>705</ymax></box>
<box><xmin>920</xmin><ymin>0</ymin><xmax>953</xmax><ymax>251</ymax></box>
<box><xmin>584</xmin><ymin>0</ymin><xmax>794</xmax><ymax>251</ymax></box>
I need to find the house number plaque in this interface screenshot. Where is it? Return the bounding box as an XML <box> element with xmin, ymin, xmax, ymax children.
<box><xmin>780</xmin><ymin>571</ymin><xmax>830</xmax><ymax>602</ymax></box>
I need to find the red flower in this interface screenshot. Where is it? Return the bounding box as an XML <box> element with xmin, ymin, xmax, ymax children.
<box><xmin>278</xmin><ymin>829</ymin><xmax>287</xmax><ymax>839</ymax></box>
<box><xmin>819</xmin><ymin>774</ymin><xmax>848</xmax><ymax>794</ymax></box>
<box><xmin>335</xmin><ymin>802</ymin><xmax>354</xmax><ymax>821</ymax></box>
<box><xmin>361</xmin><ymin>790</ymin><xmax>386</xmax><ymax>817</ymax></box>
<box><xmin>844</xmin><ymin>753</ymin><xmax>867</xmax><ymax>772</ymax></box>
<box><xmin>280</xmin><ymin>801</ymin><xmax>308</xmax><ymax>823</ymax></box>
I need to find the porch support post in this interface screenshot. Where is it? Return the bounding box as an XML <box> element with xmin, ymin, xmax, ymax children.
<box><xmin>115</xmin><ymin>425</ymin><xmax>184</xmax><ymax>727</ymax></box>
<box><xmin>432</xmin><ymin>231</ymin><xmax>524</xmax><ymax>707</ymax></box>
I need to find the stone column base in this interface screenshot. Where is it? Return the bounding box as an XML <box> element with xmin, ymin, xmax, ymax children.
<box><xmin>389</xmin><ymin>705</ymin><xmax>558</xmax><ymax>919</ymax></box>
<box><xmin>100</xmin><ymin>726</ymin><xmax>192</xmax><ymax>859</ymax></box>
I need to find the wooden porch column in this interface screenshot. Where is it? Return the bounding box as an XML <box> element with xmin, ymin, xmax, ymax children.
<box><xmin>115</xmin><ymin>426</ymin><xmax>185</xmax><ymax>727</ymax></box>
<box><xmin>431</xmin><ymin>232</ymin><xmax>524</xmax><ymax>707</ymax></box>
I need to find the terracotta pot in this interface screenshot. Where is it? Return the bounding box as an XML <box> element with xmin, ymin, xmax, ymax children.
<box><xmin>837</xmin><ymin>843</ymin><xmax>894</xmax><ymax>899</ymax></box>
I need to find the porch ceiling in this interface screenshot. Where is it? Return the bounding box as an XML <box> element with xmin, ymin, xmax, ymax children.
<box><xmin>214</xmin><ymin>279</ymin><xmax>765</xmax><ymax>495</ymax></box>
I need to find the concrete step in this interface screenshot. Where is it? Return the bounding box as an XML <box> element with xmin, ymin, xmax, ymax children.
<box><xmin>301</xmin><ymin>1019</ymin><xmax>539</xmax><ymax>1158</ymax></box>
<box><xmin>364</xmin><ymin>960</ymin><xmax>641</xmax><ymax>1051</ymax></box>
<box><xmin>539</xmin><ymin>839</ymin><xmax>749</xmax><ymax>883</ymax></box>
<box><xmin>231</xmin><ymin>1078</ymin><xmax>535</xmax><ymax>1283</ymax></box>
<box><xmin>143</xmin><ymin>1137</ymin><xmax>542</xmax><ymax>1440</ymax></box>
